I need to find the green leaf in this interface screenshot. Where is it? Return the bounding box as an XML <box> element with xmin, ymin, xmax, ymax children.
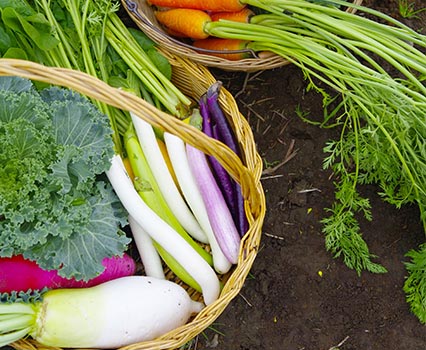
<box><xmin>0</xmin><ymin>24</ymin><xmax>13</xmax><ymax>52</ymax></box>
<box><xmin>1</xmin><ymin>7</ymin><xmax>59</xmax><ymax>51</ymax></box>
<box><xmin>25</xmin><ymin>181</ymin><xmax>129</xmax><ymax>281</ymax></box>
<box><xmin>0</xmin><ymin>288</ymin><xmax>47</xmax><ymax>304</ymax></box>
<box><xmin>404</xmin><ymin>244</ymin><xmax>426</xmax><ymax>324</ymax></box>
<box><xmin>147</xmin><ymin>48</ymin><xmax>172</xmax><ymax>81</ymax></box>
<box><xmin>128</xmin><ymin>27</ymin><xmax>155</xmax><ymax>51</ymax></box>
<box><xmin>2</xmin><ymin>47</ymin><xmax>27</xmax><ymax>59</ymax></box>
<box><xmin>0</xmin><ymin>0</ymin><xmax>35</xmax><ymax>15</ymax></box>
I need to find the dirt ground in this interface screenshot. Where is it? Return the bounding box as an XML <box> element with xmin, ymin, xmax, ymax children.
<box><xmin>196</xmin><ymin>1</ymin><xmax>426</xmax><ymax>349</ymax></box>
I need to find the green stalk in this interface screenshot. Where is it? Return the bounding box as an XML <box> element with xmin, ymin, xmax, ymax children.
<box><xmin>105</xmin><ymin>29</ymin><xmax>175</xmax><ymax>112</ymax></box>
<box><xmin>62</xmin><ymin>0</ymin><xmax>97</xmax><ymax>77</ymax></box>
<box><xmin>276</xmin><ymin>6</ymin><xmax>426</xmax><ymax>93</ymax></box>
<box><xmin>206</xmin><ymin>20</ymin><xmax>425</xmax><ymax>103</ymax></box>
<box><xmin>0</xmin><ymin>327</ymin><xmax>33</xmax><ymax>347</ymax></box>
<box><xmin>255</xmin><ymin>0</ymin><xmax>425</xmax><ymax>42</ymax></box>
<box><xmin>0</xmin><ymin>314</ymin><xmax>34</xmax><ymax>333</ymax></box>
<box><xmin>0</xmin><ymin>303</ymin><xmax>37</xmax><ymax>347</ymax></box>
<box><xmin>35</xmin><ymin>0</ymin><xmax>78</xmax><ymax>69</ymax></box>
<box><xmin>105</xmin><ymin>12</ymin><xmax>191</xmax><ymax>117</ymax></box>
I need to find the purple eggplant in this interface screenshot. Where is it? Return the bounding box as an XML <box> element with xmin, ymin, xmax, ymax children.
<box><xmin>203</xmin><ymin>82</ymin><xmax>249</xmax><ymax>236</ymax></box>
<box><xmin>200</xmin><ymin>94</ymin><xmax>238</xmax><ymax>220</ymax></box>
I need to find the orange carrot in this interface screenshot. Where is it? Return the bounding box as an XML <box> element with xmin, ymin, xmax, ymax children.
<box><xmin>155</xmin><ymin>9</ymin><xmax>210</xmax><ymax>39</ymax></box>
<box><xmin>148</xmin><ymin>0</ymin><xmax>246</xmax><ymax>12</ymax></box>
<box><xmin>210</xmin><ymin>8</ymin><xmax>254</xmax><ymax>23</ymax></box>
<box><xmin>192</xmin><ymin>38</ymin><xmax>252</xmax><ymax>60</ymax></box>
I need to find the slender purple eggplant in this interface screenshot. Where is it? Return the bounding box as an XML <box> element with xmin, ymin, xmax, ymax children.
<box><xmin>205</xmin><ymin>81</ymin><xmax>239</xmax><ymax>155</ymax></box>
<box><xmin>205</xmin><ymin>82</ymin><xmax>249</xmax><ymax>236</ymax></box>
<box><xmin>200</xmin><ymin>94</ymin><xmax>238</xmax><ymax>221</ymax></box>
<box><xmin>186</xmin><ymin>143</ymin><xmax>241</xmax><ymax>264</ymax></box>
<box><xmin>211</xmin><ymin>123</ymin><xmax>248</xmax><ymax>236</ymax></box>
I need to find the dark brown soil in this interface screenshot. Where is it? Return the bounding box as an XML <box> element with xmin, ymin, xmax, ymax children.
<box><xmin>196</xmin><ymin>1</ymin><xmax>426</xmax><ymax>349</ymax></box>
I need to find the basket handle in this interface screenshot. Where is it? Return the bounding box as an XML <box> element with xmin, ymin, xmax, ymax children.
<box><xmin>0</xmin><ymin>58</ymin><xmax>263</xmax><ymax>218</ymax></box>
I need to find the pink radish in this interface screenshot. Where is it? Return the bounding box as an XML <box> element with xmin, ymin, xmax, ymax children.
<box><xmin>0</xmin><ymin>254</ymin><xmax>136</xmax><ymax>293</ymax></box>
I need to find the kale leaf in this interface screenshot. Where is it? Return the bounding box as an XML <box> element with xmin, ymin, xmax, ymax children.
<box><xmin>0</xmin><ymin>76</ymin><xmax>129</xmax><ymax>281</ymax></box>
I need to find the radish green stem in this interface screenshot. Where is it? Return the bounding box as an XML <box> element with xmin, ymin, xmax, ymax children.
<box><xmin>105</xmin><ymin>13</ymin><xmax>191</xmax><ymax>117</ymax></box>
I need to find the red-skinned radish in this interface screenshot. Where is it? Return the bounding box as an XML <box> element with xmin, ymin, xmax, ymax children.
<box><xmin>0</xmin><ymin>276</ymin><xmax>203</xmax><ymax>348</ymax></box>
<box><xmin>0</xmin><ymin>254</ymin><xmax>136</xmax><ymax>294</ymax></box>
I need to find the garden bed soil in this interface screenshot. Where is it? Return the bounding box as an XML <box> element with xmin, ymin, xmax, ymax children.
<box><xmin>197</xmin><ymin>1</ymin><xmax>426</xmax><ymax>349</ymax></box>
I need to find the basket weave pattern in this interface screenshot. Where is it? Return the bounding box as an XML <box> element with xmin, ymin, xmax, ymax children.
<box><xmin>123</xmin><ymin>0</ymin><xmax>364</xmax><ymax>72</ymax></box>
<box><xmin>0</xmin><ymin>57</ymin><xmax>265</xmax><ymax>350</ymax></box>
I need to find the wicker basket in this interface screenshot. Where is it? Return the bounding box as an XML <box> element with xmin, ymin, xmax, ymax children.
<box><xmin>123</xmin><ymin>0</ymin><xmax>364</xmax><ymax>72</ymax></box>
<box><xmin>0</xmin><ymin>56</ymin><xmax>265</xmax><ymax>350</ymax></box>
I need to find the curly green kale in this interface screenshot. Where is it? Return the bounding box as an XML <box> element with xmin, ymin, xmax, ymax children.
<box><xmin>0</xmin><ymin>76</ymin><xmax>129</xmax><ymax>281</ymax></box>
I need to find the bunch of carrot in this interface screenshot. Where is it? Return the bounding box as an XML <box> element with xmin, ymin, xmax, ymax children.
<box><xmin>148</xmin><ymin>0</ymin><xmax>257</xmax><ymax>60</ymax></box>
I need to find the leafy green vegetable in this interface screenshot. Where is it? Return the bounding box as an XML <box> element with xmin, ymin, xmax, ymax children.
<box><xmin>128</xmin><ymin>28</ymin><xmax>172</xmax><ymax>80</ymax></box>
<box><xmin>321</xmin><ymin>84</ymin><xmax>426</xmax><ymax>270</ymax></box>
<box><xmin>0</xmin><ymin>76</ymin><xmax>129</xmax><ymax>281</ymax></box>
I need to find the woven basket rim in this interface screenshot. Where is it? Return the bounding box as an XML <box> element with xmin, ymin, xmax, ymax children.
<box><xmin>123</xmin><ymin>0</ymin><xmax>364</xmax><ymax>72</ymax></box>
<box><xmin>1</xmin><ymin>57</ymin><xmax>266</xmax><ymax>350</ymax></box>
